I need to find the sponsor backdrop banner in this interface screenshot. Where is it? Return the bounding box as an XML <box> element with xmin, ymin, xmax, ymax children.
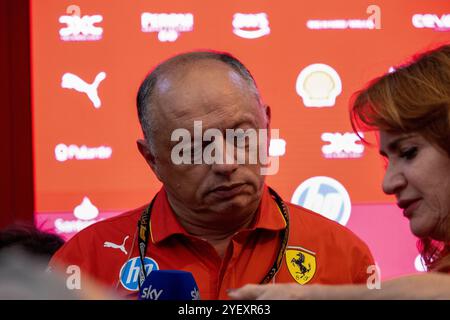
<box><xmin>31</xmin><ymin>0</ymin><xmax>450</xmax><ymax>279</ymax></box>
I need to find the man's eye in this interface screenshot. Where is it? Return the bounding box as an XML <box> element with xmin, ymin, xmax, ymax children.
<box><xmin>399</xmin><ymin>147</ymin><xmax>418</xmax><ymax>160</ymax></box>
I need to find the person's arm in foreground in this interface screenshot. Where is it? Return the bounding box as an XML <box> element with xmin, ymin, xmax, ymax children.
<box><xmin>228</xmin><ymin>273</ymin><xmax>450</xmax><ymax>300</ymax></box>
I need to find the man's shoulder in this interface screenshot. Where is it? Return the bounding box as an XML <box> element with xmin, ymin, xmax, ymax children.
<box><xmin>286</xmin><ymin>201</ymin><xmax>366</xmax><ymax>245</ymax></box>
<box><xmin>49</xmin><ymin>204</ymin><xmax>148</xmax><ymax>268</ymax></box>
<box><xmin>287</xmin><ymin>201</ymin><xmax>342</xmax><ymax>227</ymax></box>
<box><xmin>54</xmin><ymin>204</ymin><xmax>147</xmax><ymax>253</ymax></box>
<box><xmin>285</xmin><ymin>201</ymin><xmax>375</xmax><ymax>283</ymax></box>
<box><xmin>71</xmin><ymin>204</ymin><xmax>146</xmax><ymax>240</ymax></box>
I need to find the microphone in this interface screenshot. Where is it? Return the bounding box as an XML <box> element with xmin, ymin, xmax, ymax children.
<box><xmin>138</xmin><ymin>270</ymin><xmax>200</xmax><ymax>300</ymax></box>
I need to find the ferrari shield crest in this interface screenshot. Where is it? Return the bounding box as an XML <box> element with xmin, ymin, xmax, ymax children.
<box><xmin>285</xmin><ymin>247</ymin><xmax>316</xmax><ymax>285</ymax></box>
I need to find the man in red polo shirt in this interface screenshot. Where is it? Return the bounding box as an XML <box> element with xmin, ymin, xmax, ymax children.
<box><xmin>50</xmin><ymin>51</ymin><xmax>374</xmax><ymax>299</ymax></box>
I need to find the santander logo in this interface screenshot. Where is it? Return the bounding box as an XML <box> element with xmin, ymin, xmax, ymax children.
<box><xmin>54</xmin><ymin>197</ymin><xmax>102</xmax><ymax>234</ymax></box>
<box><xmin>73</xmin><ymin>197</ymin><xmax>99</xmax><ymax>220</ymax></box>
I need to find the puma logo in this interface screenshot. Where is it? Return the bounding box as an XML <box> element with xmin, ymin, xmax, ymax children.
<box><xmin>104</xmin><ymin>235</ymin><xmax>129</xmax><ymax>255</ymax></box>
<box><xmin>61</xmin><ymin>71</ymin><xmax>106</xmax><ymax>108</ymax></box>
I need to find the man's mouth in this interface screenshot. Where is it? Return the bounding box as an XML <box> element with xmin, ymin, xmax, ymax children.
<box><xmin>209</xmin><ymin>183</ymin><xmax>245</xmax><ymax>198</ymax></box>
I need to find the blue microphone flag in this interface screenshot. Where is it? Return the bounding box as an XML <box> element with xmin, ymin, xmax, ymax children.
<box><xmin>139</xmin><ymin>270</ymin><xmax>200</xmax><ymax>300</ymax></box>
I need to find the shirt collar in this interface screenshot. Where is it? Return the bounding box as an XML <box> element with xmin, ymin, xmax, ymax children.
<box><xmin>150</xmin><ymin>184</ymin><xmax>286</xmax><ymax>244</ymax></box>
<box><xmin>149</xmin><ymin>187</ymin><xmax>186</xmax><ymax>244</ymax></box>
<box><xmin>250</xmin><ymin>185</ymin><xmax>287</xmax><ymax>232</ymax></box>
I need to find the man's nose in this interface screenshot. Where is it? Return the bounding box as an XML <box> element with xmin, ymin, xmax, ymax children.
<box><xmin>211</xmin><ymin>162</ymin><xmax>239</xmax><ymax>176</ymax></box>
<box><xmin>210</xmin><ymin>139</ymin><xmax>239</xmax><ymax>176</ymax></box>
<box><xmin>382</xmin><ymin>163</ymin><xmax>406</xmax><ymax>195</ymax></box>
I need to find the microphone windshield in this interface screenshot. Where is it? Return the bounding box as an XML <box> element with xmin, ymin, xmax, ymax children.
<box><xmin>138</xmin><ymin>270</ymin><xmax>200</xmax><ymax>300</ymax></box>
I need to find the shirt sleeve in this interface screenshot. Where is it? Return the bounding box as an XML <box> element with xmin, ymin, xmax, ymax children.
<box><xmin>48</xmin><ymin>231</ymin><xmax>94</xmax><ymax>275</ymax></box>
<box><xmin>349</xmin><ymin>240</ymin><xmax>376</xmax><ymax>284</ymax></box>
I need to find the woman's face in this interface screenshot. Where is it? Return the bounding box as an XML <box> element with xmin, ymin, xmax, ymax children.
<box><xmin>379</xmin><ymin>131</ymin><xmax>450</xmax><ymax>241</ymax></box>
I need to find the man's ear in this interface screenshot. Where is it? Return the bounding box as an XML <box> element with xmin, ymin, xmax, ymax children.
<box><xmin>136</xmin><ymin>139</ymin><xmax>163</xmax><ymax>181</ymax></box>
<box><xmin>264</xmin><ymin>105</ymin><xmax>271</xmax><ymax>129</ymax></box>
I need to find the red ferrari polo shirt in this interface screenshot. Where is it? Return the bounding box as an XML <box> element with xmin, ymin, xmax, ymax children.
<box><xmin>50</xmin><ymin>185</ymin><xmax>374</xmax><ymax>299</ymax></box>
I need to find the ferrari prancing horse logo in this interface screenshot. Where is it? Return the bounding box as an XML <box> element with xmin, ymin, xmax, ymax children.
<box><xmin>285</xmin><ymin>247</ymin><xmax>316</xmax><ymax>285</ymax></box>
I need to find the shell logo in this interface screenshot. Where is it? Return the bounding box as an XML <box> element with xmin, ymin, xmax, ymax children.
<box><xmin>296</xmin><ymin>63</ymin><xmax>342</xmax><ymax>107</ymax></box>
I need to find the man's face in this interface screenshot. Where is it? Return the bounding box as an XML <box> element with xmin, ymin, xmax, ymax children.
<box><xmin>139</xmin><ymin>60</ymin><xmax>269</xmax><ymax>217</ymax></box>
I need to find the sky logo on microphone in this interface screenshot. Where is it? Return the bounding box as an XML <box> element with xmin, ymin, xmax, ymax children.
<box><xmin>291</xmin><ymin>176</ymin><xmax>352</xmax><ymax>226</ymax></box>
<box><xmin>120</xmin><ymin>257</ymin><xmax>159</xmax><ymax>291</ymax></box>
<box><xmin>140</xmin><ymin>285</ymin><xmax>163</xmax><ymax>300</ymax></box>
<box><xmin>139</xmin><ymin>270</ymin><xmax>200</xmax><ymax>300</ymax></box>
<box><xmin>191</xmin><ymin>287</ymin><xmax>200</xmax><ymax>300</ymax></box>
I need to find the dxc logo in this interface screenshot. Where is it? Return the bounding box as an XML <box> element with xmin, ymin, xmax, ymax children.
<box><xmin>291</xmin><ymin>176</ymin><xmax>352</xmax><ymax>226</ymax></box>
<box><xmin>59</xmin><ymin>5</ymin><xmax>103</xmax><ymax>41</ymax></box>
<box><xmin>321</xmin><ymin>132</ymin><xmax>364</xmax><ymax>159</ymax></box>
<box><xmin>120</xmin><ymin>257</ymin><xmax>159</xmax><ymax>291</ymax></box>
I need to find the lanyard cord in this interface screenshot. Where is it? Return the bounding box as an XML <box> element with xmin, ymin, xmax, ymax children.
<box><xmin>137</xmin><ymin>196</ymin><xmax>156</xmax><ymax>290</ymax></box>
<box><xmin>136</xmin><ymin>187</ymin><xmax>290</xmax><ymax>290</ymax></box>
<box><xmin>260</xmin><ymin>187</ymin><xmax>290</xmax><ymax>284</ymax></box>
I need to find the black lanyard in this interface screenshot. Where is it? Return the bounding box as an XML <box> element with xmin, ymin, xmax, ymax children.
<box><xmin>136</xmin><ymin>187</ymin><xmax>290</xmax><ymax>290</ymax></box>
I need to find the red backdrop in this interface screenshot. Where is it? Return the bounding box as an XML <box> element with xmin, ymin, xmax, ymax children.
<box><xmin>31</xmin><ymin>0</ymin><xmax>450</xmax><ymax>279</ymax></box>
